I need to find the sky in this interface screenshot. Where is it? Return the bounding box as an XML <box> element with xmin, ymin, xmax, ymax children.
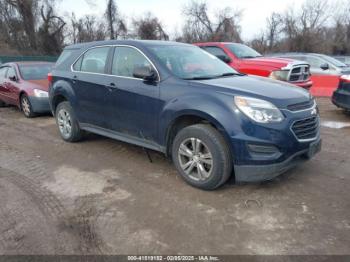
<box><xmin>59</xmin><ymin>0</ymin><xmax>309</xmax><ymax>41</ymax></box>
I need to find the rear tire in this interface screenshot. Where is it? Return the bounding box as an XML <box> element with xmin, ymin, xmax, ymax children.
<box><xmin>20</xmin><ymin>94</ymin><xmax>36</xmax><ymax>118</ymax></box>
<box><xmin>171</xmin><ymin>124</ymin><xmax>233</xmax><ymax>190</ymax></box>
<box><xmin>55</xmin><ymin>101</ymin><xmax>83</xmax><ymax>142</ymax></box>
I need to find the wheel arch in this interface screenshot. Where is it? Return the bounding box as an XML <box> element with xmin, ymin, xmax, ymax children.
<box><xmin>51</xmin><ymin>94</ymin><xmax>68</xmax><ymax>114</ymax></box>
<box><xmin>164</xmin><ymin>110</ymin><xmax>234</xmax><ymax>159</ymax></box>
<box><xmin>50</xmin><ymin>80</ymin><xmax>76</xmax><ymax>114</ymax></box>
<box><xmin>18</xmin><ymin>91</ymin><xmax>28</xmax><ymax>109</ymax></box>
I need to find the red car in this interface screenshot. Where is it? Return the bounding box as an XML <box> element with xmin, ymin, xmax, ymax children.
<box><xmin>0</xmin><ymin>62</ymin><xmax>53</xmax><ymax>117</ymax></box>
<box><xmin>195</xmin><ymin>42</ymin><xmax>313</xmax><ymax>90</ymax></box>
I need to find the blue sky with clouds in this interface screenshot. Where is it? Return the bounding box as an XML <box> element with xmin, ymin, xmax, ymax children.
<box><xmin>59</xmin><ymin>0</ymin><xmax>307</xmax><ymax>40</ymax></box>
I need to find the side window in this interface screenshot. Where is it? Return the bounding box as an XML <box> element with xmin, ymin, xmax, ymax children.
<box><xmin>56</xmin><ymin>49</ymin><xmax>75</xmax><ymax>67</ymax></box>
<box><xmin>112</xmin><ymin>46</ymin><xmax>153</xmax><ymax>78</ymax></box>
<box><xmin>202</xmin><ymin>46</ymin><xmax>228</xmax><ymax>58</ymax></box>
<box><xmin>7</xmin><ymin>67</ymin><xmax>17</xmax><ymax>79</ymax></box>
<box><xmin>0</xmin><ymin>67</ymin><xmax>8</xmax><ymax>78</ymax></box>
<box><xmin>79</xmin><ymin>47</ymin><xmax>110</xmax><ymax>74</ymax></box>
<box><xmin>304</xmin><ymin>56</ymin><xmax>324</xmax><ymax>69</ymax></box>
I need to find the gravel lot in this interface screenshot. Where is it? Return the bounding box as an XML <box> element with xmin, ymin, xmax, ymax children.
<box><xmin>0</xmin><ymin>98</ymin><xmax>349</xmax><ymax>255</ymax></box>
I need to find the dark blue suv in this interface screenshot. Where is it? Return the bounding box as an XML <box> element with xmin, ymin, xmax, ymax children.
<box><xmin>49</xmin><ymin>40</ymin><xmax>321</xmax><ymax>190</ymax></box>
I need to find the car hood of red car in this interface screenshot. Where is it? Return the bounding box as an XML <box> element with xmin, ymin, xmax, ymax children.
<box><xmin>26</xmin><ymin>79</ymin><xmax>49</xmax><ymax>91</ymax></box>
<box><xmin>240</xmin><ymin>56</ymin><xmax>306</xmax><ymax>70</ymax></box>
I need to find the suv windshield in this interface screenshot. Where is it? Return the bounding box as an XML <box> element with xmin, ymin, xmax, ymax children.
<box><xmin>225</xmin><ymin>43</ymin><xmax>262</xmax><ymax>59</ymax></box>
<box><xmin>19</xmin><ymin>64</ymin><xmax>53</xmax><ymax>80</ymax></box>
<box><xmin>148</xmin><ymin>45</ymin><xmax>239</xmax><ymax>80</ymax></box>
<box><xmin>319</xmin><ymin>54</ymin><xmax>348</xmax><ymax>68</ymax></box>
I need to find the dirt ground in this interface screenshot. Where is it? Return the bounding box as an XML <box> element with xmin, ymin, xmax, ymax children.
<box><xmin>0</xmin><ymin>98</ymin><xmax>349</xmax><ymax>255</ymax></box>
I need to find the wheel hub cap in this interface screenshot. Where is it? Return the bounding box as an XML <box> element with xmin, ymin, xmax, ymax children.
<box><xmin>178</xmin><ymin>138</ymin><xmax>213</xmax><ymax>181</ymax></box>
<box><xmin>57</xmin><ymin>109</ymin><xmax>72</xmax><ymax>138</ymax></box>
<box><xmin>22</xmin><ymin>98</ymin><xmax>30</xmax><ymax>115</ymax></box>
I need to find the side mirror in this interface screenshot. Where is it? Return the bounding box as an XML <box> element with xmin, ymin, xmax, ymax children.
<box><xmin>320</xmin><ymin>63</ymin><xmax>329</xmax><ymax>70</ymax></box>
<box><xmin>9</xmin><ymin>75</ymin><xmax>17</xmax><ymax>82</ymax></box>
<box><xmin>216</xmin><ymin>55</ymin><xmax>231</xmax><ymax>63</ymax></box>
<box><xmin>133</xmin><ymin>66</ymin><xmax>157</xmax><ymax>81</ymax></box>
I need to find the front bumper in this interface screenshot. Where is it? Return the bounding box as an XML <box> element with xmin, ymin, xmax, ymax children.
<box><xmin>234</xmin><ymin>138</ymin><xmax>322</xmax><ymax>182</ymax></box>
<box><xmin>28</xmin><ymin>96</ymin><xmax>51</xmax><ymax>114</ymax></box>
<box><xmin>332</xmin><ymin>89</ymin><xmax>350</xmax><ymax>110</ymax></box>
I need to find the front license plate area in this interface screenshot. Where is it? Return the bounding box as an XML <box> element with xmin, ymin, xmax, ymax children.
<box><xmin>307</xmin><ymin>140</ymin><xmax>322</xmax><ymax>158</ymax></box>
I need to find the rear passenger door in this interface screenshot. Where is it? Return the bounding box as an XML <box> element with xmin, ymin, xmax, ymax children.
<box><xmin>105</xmin><ymin>46</ymin><xmax>161</xmax><ymax>143</ymax></box>
<box><xmin>71</xmin><ymin>46</ymin><xmax>115</xmax><ymax>128</ymax></box>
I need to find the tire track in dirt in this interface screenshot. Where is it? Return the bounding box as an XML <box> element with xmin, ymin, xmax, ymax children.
<box><xmin>0</xmin><ymin>146</ymin><xmax>105</xmax><ymax>254</ymax></box>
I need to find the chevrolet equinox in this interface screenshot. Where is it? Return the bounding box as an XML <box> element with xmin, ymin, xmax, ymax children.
<box><xmin>49</xmin><ymin>40</ymin><xmax>321</xmax><ymax>190</ymax></box>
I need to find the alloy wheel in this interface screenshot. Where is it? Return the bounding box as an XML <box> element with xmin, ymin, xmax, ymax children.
<box><xmin>57</xmin><ymin>109</ymin><xmax>72</xmax><ymax>138</ymax></box>
<box><xmin>178</xmin><ymin>138</ymin><xmax>213</xmax><ymax>181</ymax></box>
<box><xmin>21</xmin><ymin>97</ymin><xmax>31</xmax><ymax>116</ymax></box>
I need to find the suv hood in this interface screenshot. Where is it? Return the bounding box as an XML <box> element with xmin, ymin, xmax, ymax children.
<box><xmin>190</xmin><ymin>75</ymin><xmax>310</xmax><ymax>108</ymax></box>
<box><xmin>240</xmin><ymin>56</ymin><xmax>306</xmax><ymax>70</ymax></box>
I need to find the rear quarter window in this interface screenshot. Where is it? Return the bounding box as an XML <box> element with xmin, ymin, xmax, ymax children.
<box><xmin>56</xmin><ymin>50</ymin><xmax>75</xmax><ymax>67</ymax></box>
<box><xmin>77</xmin><ymin>47</ymin><xmax>110</xmax><ymax>74</ymax></box>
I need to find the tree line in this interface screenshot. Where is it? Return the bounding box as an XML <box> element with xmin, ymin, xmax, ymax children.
<box><xmin>0</xmin><ymin>0</ymin><xmax>349</xmax><ymax>56</ymax></box>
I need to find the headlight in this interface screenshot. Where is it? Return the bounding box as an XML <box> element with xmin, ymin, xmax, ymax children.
<box><xmin>33</xmin><ymin>89</ymin><xmax>48</xmax><ymax>98</ymax></box>
<box><xmin>234</xmin><ymin>96</ymin><xmax>284</xmax><ymax>123</ymax></box>
<box><xmin>269</xmin><ymin>70</ymin><xmax>289</xmax><ymax>81</ymax></box>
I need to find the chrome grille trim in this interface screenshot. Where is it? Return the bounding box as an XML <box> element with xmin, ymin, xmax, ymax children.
<box><xmin>288</xmin><ymin>65</ymin><xmax>311</xmax><ymax>82</ymax></box>
<box><xmin>290</xmin><ymin>116</ymin><xmax>320</xmax><ymax>142</ymax></box>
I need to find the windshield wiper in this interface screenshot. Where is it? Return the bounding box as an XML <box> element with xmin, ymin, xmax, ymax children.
<box><xmin>213</xmin><ymin>72</ymin><xmax>245</xmax><ymax>78</ymax></box>
<box><xmin>183</xmin><ymin>72</ymin><xmax>244</xmax><ymax>80</ymax></box>
<box><xmin>183</xmin><ymin>76</ymin><xmax>216</xmax><ymax>80</ymax></box>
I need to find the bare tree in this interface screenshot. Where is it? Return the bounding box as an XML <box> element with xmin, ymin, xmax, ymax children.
<box><xmin>133</xmin><ymin>12</ymin><xmax>169</xmax><ymax>40</ymax></box>
<box><xmin>37</xmin><ymin>2</ymin><xmax>66</xmax><ymax>55</ymax></box>
<box><xmin>105</xmin><ymin>0</ymin><xmax>117</xmax><ymax>39</ymax></box>
<box><xmin>181</xmin><ymin>1</ymin><xmax>242</xmax><ymax>43</ymax></box>
<box><xmin>266</xmin><ymin>12</ymin><xmax>282</xmax><ymax>50</ymax></box>
<box><xmin>70</xmin><ymin>14</ymin><xmax>106</xmax><ymax>43</ymax></box>
<box><xmin>5</xmin><ymin>0</ymin><xmax>38</xmax><ymax>50</ymax></box>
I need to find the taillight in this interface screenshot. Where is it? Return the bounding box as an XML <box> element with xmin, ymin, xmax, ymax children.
<box><xmin>47</xmin><ymin>73</ymin><xmax>53</xmax><ymax>83</ymax></box>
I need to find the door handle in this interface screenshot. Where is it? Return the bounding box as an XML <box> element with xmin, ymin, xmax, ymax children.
<box><xmin>72</xmin><ymin>75</ymin><xmax>78</xmax><ymax>84</ymax></box>
<box><xmin>106</xmin><ymin>82</ymin><xmax>118</xmax><ymax>91</ymax></box>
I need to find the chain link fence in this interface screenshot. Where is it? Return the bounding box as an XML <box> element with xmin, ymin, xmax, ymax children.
<box><xmin>0</xmin><ymin>56</ymin><xmax>58</xmax><ymax>65</ymax></box>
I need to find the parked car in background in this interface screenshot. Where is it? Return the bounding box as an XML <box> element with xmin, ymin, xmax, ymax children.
<box><xmin>0</xmin><ymin>62</ymin><xmax>53</xmax><ymax>117</ymax></box>
<box><xmin>49</xmin><ymin>40</ymin><xmax>321</xmax><ymax>190</ymax></box>
<box><xmin>195</xmin><ymin>42</ymin><xmax>313</xmax><ymax>90</ymax></box>
<box><xmin>333</xmin><ymin>55</ymin><xmax>350</xmax><ymax>66</ymax></box>
<box><xmin>270</xmin><ymin>53</ymin><xmax>350</xmax><ymax>97</ymax></box>
<box><xmin>332</xmin><ymin>75</ymin><xmax>350</xmax><ymax>111</ymax></box>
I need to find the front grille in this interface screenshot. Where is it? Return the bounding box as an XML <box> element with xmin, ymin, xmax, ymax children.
<box><xmin>292</xmin><ymin>116</ymin><xmax>319</xmax><ymax>140</ymax></box>
<box><xmin>288</xmin><ymin>65</ymin><xmax>310</xmax><ymax>82</ymax></box>
<box><xmin>287</xmin><ymin>99</ymin><xmax>315</xmax><ymax>111</ymax></box>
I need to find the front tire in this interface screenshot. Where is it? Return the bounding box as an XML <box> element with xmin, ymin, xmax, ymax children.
<box><xmin>172</xmin><ymin>124</ymin><xmax>233</xmax><ymax>190</ymax></box>
<box><xmin>55</xmin><ymin>101</ymin><xmax>83</xmax><ymax>142</ymax></box>
<box><xmin>20</xmin><ymin>94</ymin><xmax>36</xmax><ymax>118</ymax></box>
